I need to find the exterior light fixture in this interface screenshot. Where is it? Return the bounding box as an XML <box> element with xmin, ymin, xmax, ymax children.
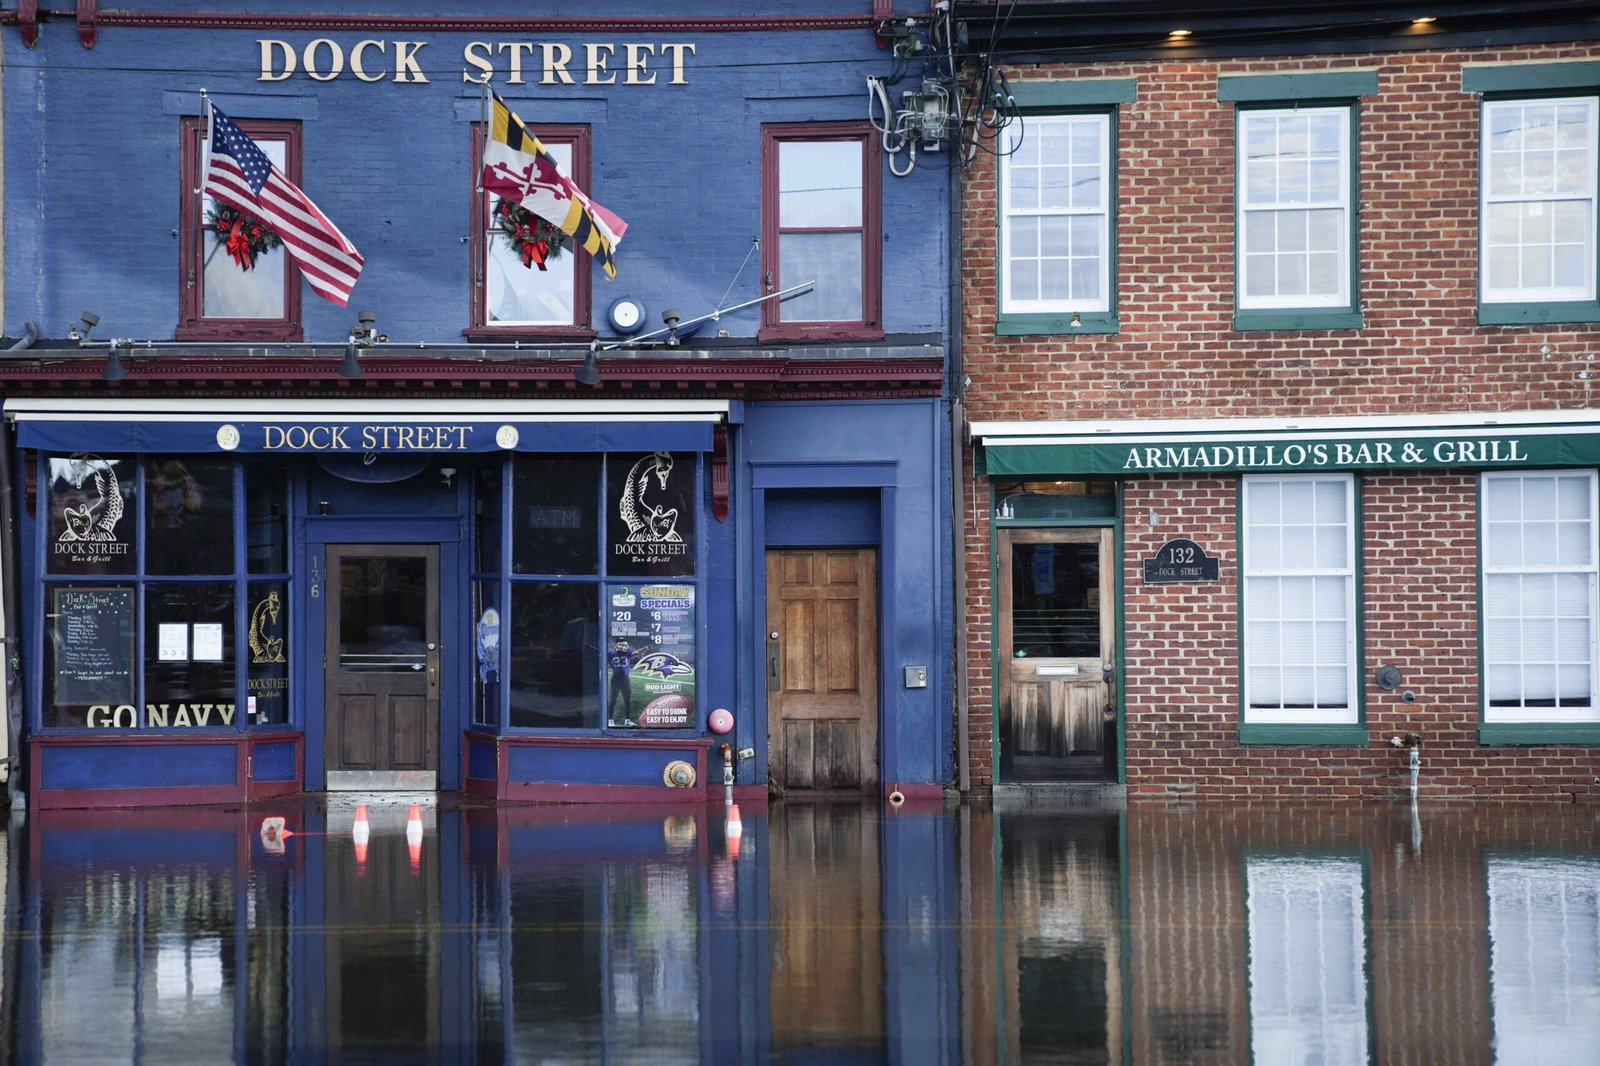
<box><xmin>102</xmin><ymin>339</ymin><xmax>129</xmax><ymax>382</ymax></box>
<box><xmin>575</xmin><ymin>345</ymin><xmax>601</xmax><ymax>387</ymax></box>
<box><xmin>1411</xmin><ymin>16</ymin><xmax>1436</xmax><ymax>24</ymax></box>
<box><xmin>1070</xmin><ymin>311</ymin><xmax>1083</xmax><ymax>328</ymax></box>
<box><xmin>69</xmin><ymin>311</ymin><xmax>99</xmax><ymax>341</ymax></box>
<box><xmin>662</xmin><ymin>308</ymin><xmax>682</xmax><ymax>347</ymax></box>
<box><xmin>1168</xmin><ymin>28</ymin><xmax>1192</xmax><ymax>38</ymax></box>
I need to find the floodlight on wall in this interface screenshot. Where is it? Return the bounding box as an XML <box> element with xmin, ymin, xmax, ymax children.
<box><xmin>68</xmin><ymin>311</ymin><xmax>99</xmax><ymax>341</ymax></box>
<box><xmin>340</xmin><ymin>310</ymin><xmax>378</xmax><ymax>378</ymax></box>
<box><xmin>662</xmin><ymin>308</ymin><xmax>681</xmax><ymax>348</ymax></box>
<box><xmin>575</xmin><ymin>344</ymin><xmax>601</xmax><ymax>387</ymax></box>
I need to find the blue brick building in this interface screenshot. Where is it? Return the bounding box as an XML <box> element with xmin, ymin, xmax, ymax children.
<box><xmin>0</xmin><ymin>2</ymin><xmax>957</xmax><ymax>808</ymax></box>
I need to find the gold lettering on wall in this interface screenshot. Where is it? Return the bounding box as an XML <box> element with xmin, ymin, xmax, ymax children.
<box><xmin>256</xmin><ymin>37</ymin><xmax>694</xmax><ymax>85</ymax></box>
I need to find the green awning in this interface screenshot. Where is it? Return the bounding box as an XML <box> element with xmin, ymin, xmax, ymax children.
<box><xmin>973</xmin><ymin>412</ymin><xmax>1600</xmax><ymax>477</ymax></box>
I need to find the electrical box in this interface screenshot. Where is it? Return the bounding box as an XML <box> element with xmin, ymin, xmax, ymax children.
<box><xmin>904</xmin><ymin>665</ymin><xmax>927</xmax><ymax>688</ymax></box>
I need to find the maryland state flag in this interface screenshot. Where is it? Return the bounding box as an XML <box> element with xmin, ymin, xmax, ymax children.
<box><xmin>481</xmin><ymin>91</ymin><xmax>627</xmax><ymax>279</ymax></box>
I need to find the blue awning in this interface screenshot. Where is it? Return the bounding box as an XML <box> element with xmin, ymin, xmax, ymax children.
<box><xmin>4</xmin><ymin>398</ymin><xmax>734</xmax><ymax>455</ymax></box>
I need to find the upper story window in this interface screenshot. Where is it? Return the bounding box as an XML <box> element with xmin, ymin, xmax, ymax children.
<box><xmin>469</xmin><ymin>124</ymin><xmax>593</xmax><ymax>339</ymax></box>
<box><xmin>1465</xmin><ymin>62</ymin><xmax>1600</xmax><ymax>325</ymax></box>
<box><xmin>1238</xmin><ymin>106</ymin><xmax>1352</xmax><ymax>311</ymax></box>
<box><xmin>760</xmin><ymin>123</ymin><xmax>881</xmax><ymax>340</ymax></box>
<box><xmin>993</xmin><ymin>79</ymin><xmax>1133</xmax><ymax>336</ymax></box>
<box><xmin>1219</xmin><ymin>71</ymin><xmax>1375</xmax><ymax>331</ymax></box>
<box><xmin>999</xmin><ymin>114</ymin><xmax>1112</xmax><ymax>318</ymax></box>
<box><xmin>1481</xmin><ymin>97</ymin><xmax>1597</xmax><ymax>306</ymax></box>
<box><xmin>178</xmin><ymin>116</ymin><xmax>302</xmax><ymax>341</ymax></box>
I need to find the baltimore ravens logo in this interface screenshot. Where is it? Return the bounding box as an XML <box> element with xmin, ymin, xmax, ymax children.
<box><xmin>634</xmin><ymin>652</ymin><xmax>693</xmax><ymax>679</ymax></box>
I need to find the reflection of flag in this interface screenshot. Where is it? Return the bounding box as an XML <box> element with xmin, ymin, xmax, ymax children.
<box><xmin>202</xmin><ymin>102</ymin><xmax>364</xmax><ymax>305</ymax></box>
<box><xmin>481</xmin><ymin>91</ymin><xmax>627</xmax><ymax>279</ymax></box>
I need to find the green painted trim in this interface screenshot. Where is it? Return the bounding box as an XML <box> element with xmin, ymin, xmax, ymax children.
<box><xmin>996</xmin><ymin>311</ymin><xmax>1119</xmax><ymax>336</ymax></box>
<box><xmin>1463</xmin><ymin>61</ymin><xmax>1600</xmax><ymax>94</ymax></box>
<box><xmin>1478</xmin><ymin>300</ymin><xmax>1600</xmax><ymax>326</ymax></box>
<box><xmin>1012</xmin><ymin>78</ymin><xmax>1137</xmax><ymax>109</ymax></box>
<box><xmin>1238</xmin><ymin>723</ymin><xmax>1370</xmax><ymax>745</ymax></box>
<box><xmin>1475</xmin><ymin>474</ymin><xmax>1486</xmax><ymax>728</ymax></box>
<box><xmin>1114</xmin><ymin>484</ymin><xmax>1127</xmax><ymax>785</ymax></box>
<box><xmin>1233</xmin><ymin>309</ymin><xmax>1363</xmax><ymax>331</ymax></box>
<box><xmin>994</xmin><ymin>516</ymin><xmax>1115</xmax><ymax>528</ymax></box>
<box><xmin>1218</xmin><ymin>70</ymin><xmax>1378</xmax><ymax>102</ymax></box>
<box><xmin>1232</xmin><ymin>101</ymin><xmax>1361</xmax><ymax>327</ymax></box>
<box><xmin>995</xmin><ymin>108</ymin><xmax>1120</xmax><ymax>336</ymax></box>
<box><xmin>1477</xmin><ymin>723</ymin><xmax>1600</xmax><ymax>745</ymax></box>
<box><xmin>1236</xmin><ymin>477</ymin><xmax>1246</xmax><ymax>733</ymax></box>
<box><xmin>1238</xmin><ymin>474</ymin><xmax>1364</xmax><ymax>737</ymax></box>
<box><xmin>988</xmin><ymin>482</ymin><xmax>1003</xmax><ymax>783</ymax></box>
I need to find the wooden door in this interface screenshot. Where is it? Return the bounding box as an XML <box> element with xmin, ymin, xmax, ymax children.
<box><xmin>765</xmin><ymin>548</ymin><xmax>878</xmax><ymax>793</ymax></box>
<box><xmin>324</xmin><ymin>545</ymin><xmax>440</xmax><ymax>790</ymax></box>
<box><xmin>998</xmin><ymin>529</ymin><xmax>1116</xmax><ymax>782</ymax></box>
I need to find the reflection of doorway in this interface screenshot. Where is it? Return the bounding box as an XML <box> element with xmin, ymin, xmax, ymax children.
<box><xmin>998</xmin><ymin>529</ymin><xmax>1117</xmax><ymax>782</ymax></box>
<box><xmin>769</xmin><ymin>803</ymin><xmax>883</xmax><ymax>1051</ymax></box>
<box><xmin>765</xmin><ymin>549</ymin><xmax>878</xmax><ymax>794</ymax></box>
<box><xmin>324</xmin><ymin>545</ymin><xmax>440</xmax><ymax>790</ymax></box>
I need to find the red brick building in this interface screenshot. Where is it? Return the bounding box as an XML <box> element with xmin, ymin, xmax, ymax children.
<box><xmin>952</xmin><ymin>3</ymin><xmax>1600</xmax><ymax>800</ymax></box>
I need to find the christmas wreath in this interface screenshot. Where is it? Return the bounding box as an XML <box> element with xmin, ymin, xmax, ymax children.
<box><xmin>206</xmin><ymin>203</ymin><xmax>282</xmax><ymax>271</ymax></box>
<box><xmin>493</xmin><ymin>197</ymin><xmax>567</xmax><ymax>270</ymax></box>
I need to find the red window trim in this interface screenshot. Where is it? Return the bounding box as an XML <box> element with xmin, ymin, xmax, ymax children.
<box><xmin>759</xmin><ymin>121</ymin><xmax>883</xmax><ymax>343</ymax></box>
<box><xmin>466</xmin><ymin>122</ymin><xmax>596</xmax><ymax>341</ymax></box>
<box><xmin>177</xmin><ymin>116</ymin><xmax>304</xmax><ymax>342</ymax></box>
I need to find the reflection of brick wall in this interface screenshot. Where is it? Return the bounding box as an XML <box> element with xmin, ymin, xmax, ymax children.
<box><xmin>959</xmin><ymin>40</ymin><xmax>1600</xmax><ymax>800</ymax></box>
<box><xmin>1124</xmin><ymin>805</ymin><xmax>1599</xmax><ymax>1065</ymax></box>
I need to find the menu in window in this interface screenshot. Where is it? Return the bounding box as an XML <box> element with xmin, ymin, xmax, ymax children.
<box><xmin>608</xmin><ymin>584</ymin><xmax>695</xmax><ymax>728</ymax></box>
<box><xmin>52</xmin><ymin>586</ymin><xmax>135</xmax><ymax>706</ymax></box>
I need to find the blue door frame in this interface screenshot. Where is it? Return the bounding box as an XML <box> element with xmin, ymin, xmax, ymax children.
<box><xmin>301</xmin><ymin>516</ymin><xmax>468</xmax><ymax>790</ymax></box>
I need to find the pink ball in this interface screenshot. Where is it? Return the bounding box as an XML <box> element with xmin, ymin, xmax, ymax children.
<box><xmin>707</xmin><ymin>708</ymin><xmax>734</xmax><ymax>734</ymax></box>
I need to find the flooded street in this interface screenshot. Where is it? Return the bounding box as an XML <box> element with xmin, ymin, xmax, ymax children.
<box><xmin>1</xmin><ymin>796</ymin><xmax>1595</xmax><ymax>1064</ymax></box>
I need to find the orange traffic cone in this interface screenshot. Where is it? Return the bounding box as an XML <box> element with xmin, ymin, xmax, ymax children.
<box><xmin>726</xmin><ymin>803</ymin><xmax>743</xmax><ymax>860</ymax></box>
<box><xmin>406</xmin><ymin>803</ymin><xmax>423</xmax><ymax>871</ymax></box>
<box><xmin>352</xmin><ymin>802</ymin><xmax>370</xmax><ymax>870</ymax></box>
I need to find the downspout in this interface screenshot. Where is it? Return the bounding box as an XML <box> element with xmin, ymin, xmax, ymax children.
<box><xmin>948</xmin><ymin>140</ymin><xmax>970</xmax><ymax>794</ymax></box>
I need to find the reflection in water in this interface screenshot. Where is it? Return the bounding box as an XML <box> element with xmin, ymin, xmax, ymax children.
<box><xmin>2</xmin><ymin>800</ymin><xmax>1597</xmax><ymax>1062</ymax></box>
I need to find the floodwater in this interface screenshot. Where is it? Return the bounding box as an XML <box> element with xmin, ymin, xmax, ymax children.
<box><xmin>1</xmin><ymin>796</ymin><xmax>1595</xmax><ymax>1064</ymax></box>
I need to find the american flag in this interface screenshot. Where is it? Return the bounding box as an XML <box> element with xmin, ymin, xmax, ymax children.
<box><xmin>203</xmin><ymin>103</ymin><xmax>363</xmax><ymax>306</ymax></box>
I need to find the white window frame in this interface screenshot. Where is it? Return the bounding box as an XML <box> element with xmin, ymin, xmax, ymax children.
<box><xmin>999</xmin><ymin>113</ymin><xmax>1111</xmax><ymax>315</ymax></box>
<box><xmin>1237</xmin><ymin>105</ymin><xmax>1352</xmax><ymax>310</ymax></box>
<box><xmin>1242</xmin><ymin>473</ymin><xmax>1358</xmax><ymax>725</ymax></box>
<box><xmin>1480</xmin><ymin>95</ymin><xmax>1599</xmax><ymax>305</ymax></box>
<box><xmin>1246</xmin><ymin>856</ymin><xmax>1369</xmax><ymax>1066</ymax></box>
<box><xmin>1481</xmin><ymin>470</ymin><xmax>1600</xmax><ymax>723</ymax></box>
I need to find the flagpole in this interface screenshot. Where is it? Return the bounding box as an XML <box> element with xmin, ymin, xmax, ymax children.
<box><xmin>477</xmin><ymin>82</ymin><xmax>489</xmax><ymax>194</ymax></box>
<box><xmin>195</xmin><ymin>89</ymin><xmax>209</xmax><ymax>195</ymax></box>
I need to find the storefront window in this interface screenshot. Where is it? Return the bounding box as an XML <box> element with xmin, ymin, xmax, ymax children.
<box><xmin>246</xmin><ymin>582</ymin><xmax>288</xmax><ymax>725</ymax></box>
<box><xmin>508</xmin><ymin>582</ymin><xmax>599</xmax><ymax>729</ymax></box>
<box><xmin>148</xmin><ymin>458</ymin><xmax>235</xmax><ymax>575</ymax></box>
<box><xmin>476</xmin><ymin>463</ymin><xmax>505</xmax><ymax>573</ymax></box>
<box><xmin>247</xmin><ymin>464</ymin><xmax>289</xmax><ymax>573</ymax></box>
<box><xmin>512</xmin><ymin>455</ymin><xmax>600</xmax><ymax>576</ymax></box>
<box><xmin>47</xmin><ymin>455</ymin><xmax>137</xmax><ymax>576</ymax></box>
<box><xmin>145</xmin><ymin>583</ymin><xmax>236</xmax><ymax>728</ymax></box>
<box><xmin>39</xmin><ymin>455</ymin><xmax>279</xmax><ymax>732</ymax></box>
<box><xmin>473</xmin><ymin>580</ymin><xmax>502</xmax><ymax>727</ymax></box>
<box><xmin>44</xmin><ymin>584</ymin><xmax>136</xmax><ymax>728</ymax></box>
<box><xmin>606</xmin><ymin>453</ymin><xmax>695</xmax><ymax>578</ymax></box>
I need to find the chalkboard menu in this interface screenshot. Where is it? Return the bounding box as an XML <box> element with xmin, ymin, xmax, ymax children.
<box><xmin>52</xmin><ymin>586</ymin><xmax>135</xmax><ymax>706</ymax></box>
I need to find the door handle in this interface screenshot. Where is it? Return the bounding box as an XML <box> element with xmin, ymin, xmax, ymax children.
<box><xmin>1102</xmin><ymin>664</ymin><xmax>1116</xmax><ymax>685</ymax></box>
<box><xmin>766</xmin><ymin>638</ymin><xmax>781</xmax><ymax>692</ymax></box>
<box><xmin>427</xmin><ymin>641</ymin><xmax>440</xmax><ymax>695</ymax></box>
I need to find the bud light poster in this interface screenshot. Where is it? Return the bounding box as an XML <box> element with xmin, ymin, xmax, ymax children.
<box><xmin>607</xmin><ymin>584</ymin><xmax>695</xmax><ymax>729</ymax></box>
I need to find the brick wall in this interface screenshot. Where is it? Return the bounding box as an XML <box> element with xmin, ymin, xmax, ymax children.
<box><xmin>960</xmin><ymin>41</ymin><xmax>1600</xmax><ymax>798</ymax></box>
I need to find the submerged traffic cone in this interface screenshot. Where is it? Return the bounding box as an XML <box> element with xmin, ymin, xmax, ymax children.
<box><xmin>406</xmin><ymin>803</ymin><xmax>424</xmax><ymax>871</ymax></box>
<box><xmin>259</xmin><ymin>816</ymin><xmax>287</xmax><ymax>854</ymax></box>
<box><xmin>726</xmin><ymin>803</ymin><xmax>743</xmax><ymax>860</ymax></box>
<box><xmin>352</xmin><ymin>802</ymin><xmax>370</xmax><ymax>869</ymax></box>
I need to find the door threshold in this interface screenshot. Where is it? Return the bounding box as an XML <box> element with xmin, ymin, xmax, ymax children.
<box><xmin>327</xmin><ymin>770</ymin><xmax>438</xmax><ymax>791</ymax></box>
